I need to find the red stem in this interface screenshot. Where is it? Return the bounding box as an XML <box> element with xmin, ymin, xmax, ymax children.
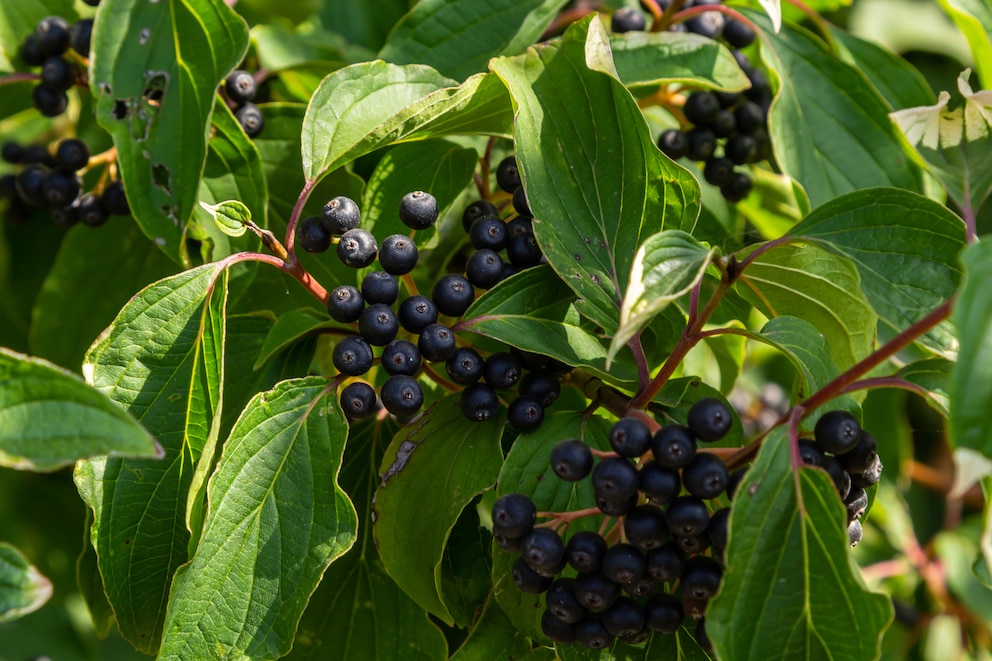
<box><xmin>0</xmin><ymin>73</ymin><xmax>41</xmax><ymax>86</ymax></box>
<box><xmin>284</xmin><ymin>180</ymin><xmax>317</xmax><ymax>266</ymax></box>
<box><xmin>669</xmin><ymin>4</ymin><xmax>761</xmax><ymax>34</ymax></box>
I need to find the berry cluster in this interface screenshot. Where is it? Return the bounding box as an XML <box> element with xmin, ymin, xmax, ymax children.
<box><xmin>18</xmin><ymin>13</ymin><xmax>95</xmax><ymax>117</ymax></box>
<box><xmin>493</xmin><ymin>397</ymin><xmax>740</xmax><ymax>652</ymax></box>
<box><xmin>0</xmin><ymin>139</ymin><xmax>129</xmax><ymax>227</ymax></box>
<box><xmin>806</xmin><ymin>410</ymin><xmax>884</xmax><ymax>546</ymax></box>
<box><xmin>222</xmin><ymin>69</ymin><xmax>264</xmax><ymax>138</ymax></box>
<box><xmin>459</xmin><ymin>155</ymin><xmax>544</xmax><ymax>290</ymax></box>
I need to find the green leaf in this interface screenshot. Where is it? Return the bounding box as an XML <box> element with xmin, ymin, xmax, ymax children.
<box><xmin>707</xmin><ymin>430</ymin><xmax>893</xmax><ymax>659</ymax></box>
<box><xmin>302</xmin><ymin>63</ymin><xmax>512</xmax><ymax>182</ymax></box>
<box><xmin>492</xmin><ymin>411</ymin><xmax>613</xmax><ymax>639</ymax></box>
<box><xmin>158</xmin><ymin>377</ymin><xmax>356</xmax><ymax>659</ymax></box>
<box><xmin>0</xmin><ymin>543</ymin><xmax>51</xmax><ymax>622</ymax></box>
<box><xmin>789</xmin><ymin>188</ymin><xmax>963</xmax><ymax>356</ymax></box>
<box><xmin>830</xmin><ymin>28</ymin><xmax>935</xmax><ymax>111</ymax></box>
<box><xmin>951</xmin><ymin>241</ymin><xmax>992</xmax><ymax>456</ymax></box>
<box><xmin>199</xmin><ymin>200</ymin><xmax>251</xmax><ymax>237</ymax></box>
<box><xmin>490</xmin><ymin>15</ymin><xmax>700</xmax><ymax>332</ymax></box>
<box><xmin>254</xmin><ymin>308</ymin><xmax>333</xmax><ymax>369</ymax></box>
<box><xmin>288</xmin><ymin>418</ymin><xmax>447</xmax><ymax>661</ymax></box>
<box><xmin>90</xmin><ymin>0</ymin><xmax>249</xmax><ymax>260</ymax></box>
<box><xmin>379</xmin><ymin>0</ymin><xmax>569</xmax><ymax>81</ymax></box>
<box><xmin>898</xmin><ymin>358</ymin><xmax>952</xmax><ymax>418</ymax></box>
<box><xmin>610</xmin><ymin>231</ymin><xmax>716</xmax><ymax>361</ymax></box>
<box><xmin>28</xmin><ymin>221</ymin><xmax>177</xmax><ymax>371</ymax></box>
<box><xmin>250</xmin><ymin>23</ymin><xmax>350</xmax><ymax>72</ymax></box>
<box><xmin>0</xmin><ymin>0</ymin><xmax>76</xmax><ymax>71</ymax></box>
<box><xmin>935</xmin><ymin>0</ymin><xmax>992</xmax><ymax>90</ymax></box>
<box><xmin>891</xmin><ymin>70</ymin><xmax>992</xmax><ymax>216</ymax></box>
<box><xmin>609</xmin><ymin>31</ymin><xmax>749</xmax><ymax>90</ymax></box>
<box><xmin>449</xmin><ymin>595</ymin><xmax>531</xmax><ymax>661</ymax></box>
<box><xmin>734</xmin><ymin>242</ymin><xmax>877</xmax><ymax>371</ymax></box>
<box><xmin>319</xmin><ymin>0</ymin><xmax>409</xmax><ymax>51</ymax></box>
<box><xmin>0</xmin><ymin>348</ymin><xmax>161</xmax><ymax>472</ymax></box>
<box><xmin>74</xmin><ymin>263</ymin><xmax>227</xmax><ymax>653</ymax></box>
<box><xmin>76</xmin><ymin>508</ymin><xmax>115</xmax><ymax>638</ymax></box>
<box><xmin>750</xmin><ymin>11</ymin><xmax>923</xmax><ymax>208</ymax></box>
<box><xmin>373</xmin><ymin>394</ymin><xmax>505</xmax><ymax>625</ymax></box>
<box><xmin>460</xmin><ymin>265</ymin><xmax>640</xmax><ymax>385</ymax></box>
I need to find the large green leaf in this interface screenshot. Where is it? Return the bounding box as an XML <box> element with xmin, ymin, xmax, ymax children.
<box><xmin>254</xmin><ymin>308</ymin><xmax>333</xmax><ymax>369</ymax></box>
<box><xmin>29</xmin><ymin>222</ymin><xmax>176</xmax><ymax>371</ymax></box>
<box><xmin>449</xmin><ymin>595</ymin><xmax>531</xmax><ymax>661</ymax></box>
<box><xmin>460</xmin><ymin>265</ymin><xmax>640</xmax><ymax>385</ymax></box>
<box><xmin>789</xmin><ymin>188</ymin><xmax>963</xmax><ymax>355</ymax></box>
<box><xmin>90</xmin><ymin>0</ymin><xmax>249</xmax><ymax>260</ymax></box>
<box><xmin>609</xmin><ymin>31</ymin><xmax>748</xmax><ymax>91</ymax></box>
<box><xmin>0</xmin><ymin>543</ymin><xmax>51</xmax><ymax>623</ymax></box>
<box><xmin>373</xmin><ymin>394</ymin><xmax>505</xmax><ymax>625</ymax></box>
<box><xmin>610</xmin><ymin>230</ymin><xmax>715</xmax><ymax>360</ymax></box>
<box><xmin>951</xmin><ymin>241</ymin><xmax>992</xmax><ymax>457</ymax></box>
<box><xmin>379</xmin><ymin>0</ymin><xmax>569</xmax><ymax>81</ymax></box>
<box><xmin>319</xmin><ymin>0</ymin><xmax>408</xmax><ymax>51</ymax></box>
<box><xmin>0</xmin><ymin>348</ymin><xmax>161</xmax><ymax>472</ymax></box>
<box><xmin>490</xmin><ymin>16</ymin><xmax>700</xmax><ymax>332</ymax></box>
<box><xmin>707</xmin><ymin>430</ymin><xmax>893</xmax><ymax>659</ymax></box>
<box><xmin>936</xmin><ymin>0</ymin><xmax>992</xmax><ymax>90</ymax></box>
<box><xmin>288</xmin><ymin>418</ymin><xmax>447</xmax><ymax>661</ymax></box>
<box><xmin>302</xmin><ymin>64</ymin><xmax>512</xmax><ymax>182</ymax></box>
<box><xmin>751</xmin><ymin>11</ymin><xmax>923</xmax><ymax>208</ymax></box>
<box><xmin>734</xmin><ymin>242</ymin><xmax>876</xmax><ymax>371</ymax></box>
<box><xmin>74</xmin><ymin>263</ymin><xmax>227</xmax><ymax>653</ymax></box>
<box><xmin>899</xmin><ymin>357</ymin><xmax>952</xmax><ymax>418</ymax></box>
<box><xmin>158</xmin><ymin>378</ymin><xmax>356</xmax><ymax>659</ymax></box>
<box><xmin>0</xmin><ymin>0</ymin><xmax>76</xmax><ymax>71</ymax></box>
<box><xmin>830</xmin><ymin>28</ymin><xmax>934</xmax><ymax>111</ymax></box>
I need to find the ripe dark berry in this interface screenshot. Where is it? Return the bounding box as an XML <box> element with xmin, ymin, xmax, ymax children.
<box><xmin>507</xmin><ymin>396</ymin><xmax>544</xmax><ymax>432</ymax></box>
<box><xmin>822</xmin><ymin>456</ymin><xmax>852</xmax><ymax>500</ymax></box>
<box><xmin>511</xmin><ymin>347</ymin><xmax>548</xmax><ymax>370</ymax></box>
<box><xmin>358</xmin><ymin>303</ymin><xmax>398</xmax><ymax>346</ymax></box>
<box><xmin>511</xmin><ymin>185</ymin><xmax>531</xmax><ymax>217</ymax></box>
<box><xmin>652</xmin><ymin>425</ymin><xmax>697</xmax><ymax>468</ymax></box>
<box><xmin>50</xmin><ymin>205</ymin><xmax>78</xmax><ymax>228</ymax></box>
<box><xmin>381</xmin><ymin>339</ymin><xmax>422</xmax><ymax>376</ymax></box>
<box><xmin>703</xmin><ymin>156</ymin><xmax>735</xmax><ymax>187</ymax></box>
<box><xmin>685</xmin><ymin>128</ymin><xmax>717</xmax><ymax>162</ymax></box>
<box><xmin>33</xmin><ymin>85</ymin><xmax>69</xmax><ymax>117</ymax></box>
<box><xmin>360</xmin><ymin>271</ymin><xmax>398</xmax><ymax>305</ymax></box>
<box><xmin>645</xmin><ymin>543</ymin><xmax>686</xmax><ymax>582</ymax></box>
<box><xmin>639</xmin><ymin>462</ymin><xmax>681</xmax><ymax>506</ymax></box>
<box><xmin>55</xmin><ymin>139</ymin><xmax>89</xmax><ymax>172</ymax></box>
<box><xmin>677</xmin><ymin>533</ymin><xmax>711</xmax><ymax>555</ymax></box>
<box><xmin>337</xmin><ymin>228</ymin><xmax>378</xmax><ymax>268</ymax></box>
<box><xmin>495</xmin><ymin>533</ymin><xmax>524</xmax><ymax>553</ymax></box>
<box><xmin>624</xmin><ymin>505</ymin><xmax>670</xmax><ymax>551</ymax></box>
<box><xmin>550</xmin><ymin>439</ymin><xmax>593</xmax><ymax>482</ymax></box>
<box><xmin>339</xmin><ymin>381</ymin><xmax>377</xmax><ymax>419</ymax></box>
<box><xmin>596</xmin><ymin>493</ymin><xmax>637</xmax><ymax>517</ymax></box>
<box><xmin>418</xmin><ymin>323</ymin><xmax>456</xmax><ymax>362</ymax></box>
<box><xmin>666</xmin><ymin>496</ymin><xmax>711</xmax><ymax>537</ymax></box>
<box><xmin>35</xmin><ymin>17</ymin><xmax>71</xmax><ymax>56</ymax></box>
<box><xmin>398</xmin><ymin>295</ymin><xmax>438</xmax><ymax>333</ymax></box>
<box><xmin>604</xmin><ymin>598</ymin><xmax>646</xmax><ymax>640</ymax></box>
<box><xmin>721</xmin><ymin>172</ymin><xmax>753</xmax><ymax>203</ymax></box>
<box><xmin>461</xmin><ymin>199</ymin><xmax>500</xmax><ymax>233</ymax></box>
<box><xmin>725</xmin><ymin>134</ymin><xmax>758</xmax><ymax>166</ymax></box>
<box><xmin>682</xmin><ymin>452</ymin><xmax>729</xmax><ymax>499</ymax></box>
<box><xmin>322</xmin><ymin>196</ymin><xmax>361</xmax><ymax>235</ymax></box>
<box><xmin>41</xmin><ymin>56</ymin><xmax>75</xmax><ymax>92</ymax></box>
<box><xmin>591</xmin><ymin>457</ymin><xmax>639</xmax><ymax>503</ymax></box>
<box><xmin>378</xmin><ymin>234</ymin><xmax>419</xmax><ymax>275</ymax></box>
<box><xmin>76</xmin><ymin>193</ymin><xmax>109</xmax><ymax>227</ymax></box>
<box><xmin>445</xmin><ymin>347</ymin><xmax>484</xmax><ymax>385</ymax></box>
<box><xmin>469</xmin><ymin>216</ymin><xmax>508</xmax><ymax>251</ymax></box>
<box><xmin>608</xmin><ymin>417</ymin><xmax>652</xmax><ymax>458</ymax></box>
<box><xmin>506</xmin><ymin>232</ymin><xmax>542</xmax><ymax>267</ymax></box>
<box><xmin>1</xmin><ymin>142</ymin><xmax>23</xmax><ymax>164</ymax></box>
<box><xmin>574</xmin><ymin>573</ymin><xmax>620</xmax><ymax>613</ymax></box>
<box><xmin>16</xmin><ymin>166</ymin><xmax>48</xmax><ymax>206</ymax></box>
<box><xmin>332</xmin><ymin>335</ymin><xmax>374</xmax><ymax>376</ymax></box>
<box><xmin>602</xmin><ymin>544</ymin><xmax>647</xmax><ymax>585</ymax></box>
<box><xmin>465</xmin><ymin>248</ymin><xmax>504</xmax><ymax>289</ymax></box>
<box><xmin>225</xmin><ymin>69</ymin><xmax>257</xmax><ymax>104</ymax></box>
<box><xmin>42</xmin><ymin>170</ymin><xmax>80</xmax><ymax>207</ymax></box>
<box><xmin>327</xmin><ymin>285</ymin><xmax>364</xmax><ymax>323</ymax></box>
<box><xmin>511</xmin><ymin>556</ymin><xmax>552</xmax><ymax>594</ymax></box>
<box><xmin>845</xmin><ymin>486</ymin><xmax>868</xmax><ymax>521</ymax></box>
<box><xmin>815</xmin><ymin>410</ymin><xmax>862</xmax><ymax>455</ymax></box>
<box><xmin>459</xmin><ymin>383</ymin><xmax>500</xmax><ymax>422</ymax></box>
<box><xmin>611</xmin><ymin>7</ymin><xmax>646</xmax><ymax>32</ymax></box>
<box><xmin>734</xmin><ymin>101</ymin><xmax>766</xmax><ymax>133</ymax></box>
<box><xmin>20</xmin><ymin>35</ymin><xmax>45</xmax><ymax>67</ymax></box>
<box><xmin>686</xmin><ymin>12</ymin><xmax>725</xmax><ymax>39</ymax></box>
<box><xmin>645</xmin><ymin>593</ymin><xmax>684</xmax><ymax>633</ymax></box>
<box><xmin>101</xmin><ymin>181</ymin><xmax>130</xmax><ymax>216</ymax></box>
<box><xmin>69</xmin><ymin>19</ymin><xmax>94</xmax><ymax>56</ymax></box>
<box><xmin>492</xmin><ymin>494</ymin><xmax>536</xmax><ymax>538</ymax></box>
<box><xmin>687</xmin><ymin>397</ymin><xmax>733</xmax><ymax>442</ymax></box>
<box><xmin>575</xmin><ymin>616</ymin><xmax>615</xmax><ymax>650</ymax></box>
<box><xmin>541</xmin><ymin>610</ymin><xmax>577</xmax><ymax>644</ymax></box>
<box><xmin>723</xmin><ymin>18</ymin><xmax>757</xmax><ymax>48</ymax></box>
<box><xmin>798</xmin><ymin>439</ymin><xmax>824</xmax><ymax>466</ymax></box>
<box><xmin>518</xmin><ymin>370</ymin><xmax>561</xmax><ymax>407</ymax></box>
<box><xmin>657</xmin><ymin>129</ymin><xmax>688</xmax><ymax>162</ymax></box>
<box><xmin>23</xmin><ymin>145</ymin><xmax>55</xmax><ymax>167</ymax></box>
<box><xmin>399</xmin><ymin>190</ymin><xmax>438</xmax><ymax>230</ymax></box>
<box><xmin>746</xmin><ymin>69</ymin><xmax>772</xmax><ymax>105</ymax></box>
<box><xmin>682</xmin><ymin>556</ymin><xmax>723</xmax><ymax>600</ymax></box>
<box><xmin>713</xmin><ymin>109</ymin><xmax>737</xmax><ymax>138</ymax></box>
<box><xmin>684</xmin><ymin>92</ymin><xmax>721</xmax><ymax>127</ymax></box>
<box><xmin>431</xmin><ymin>274</ymin><xmax>475</xmax><ymax>317</ymax></box>
<box><xmin>235</xmin><ymin>103</ymin><xmax>264</xmax><ymax>138</ymax></box>
<box><xmin>506</xmin><ymin>216</ymin><xmax>533</xmax><ymax>237</ymax></box>
<box><xmin>483</xmin><ymin>352</ymin><xmax>522</xmax><ymax>390</ymax></box>
<box><xmin>565</xmin><ymin>531</ymin><xmax>607</xmax><ymax>573</ymax></box>
<box><xmin>297</xmin><ymin>216</ymin><xmax>331</xmax><ymax>253</ymax></box>
<box><xmin>495</xmin><ymin>155</ymin><xmax>521</xmax><ymax>192</ymax></box>
<box><xmin>841</xmin><ymin>431</ymin><xmax>878</xmax><ymax>473</ymax></box>
<box><xmin>522</xmin><ymin>528</ymin><xmax>566</xmax><ymax>576</ymax></box>
<box><xmin>546</xmin><ymin>578</ymin><xmax>586</xmax><ymax>624</ymax></box>
<box><xmin>380</xmin><ymin>375</ymin><xmax>424</xmax><ymax>416</ymax></box>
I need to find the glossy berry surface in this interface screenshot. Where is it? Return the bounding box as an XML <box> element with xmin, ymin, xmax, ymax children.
<box><xmin>723</xmin><ymin>18</ymin><xmax>756</xmax><ymax>48</ymax></box>
<box><xmin>519</xmin><ymin>370</ymin><xmax>561</xmax><ymax>407</ymax></box>
<box><xmin>41</xmin><ymin>56</ymin><xmax>75</xmax><ymax>92</ymax></box>
<box><xmin>445</xmin><ymin>347</ymin><xmax>484</xmax><ymax>385</ymax></box>
<box><xmin>495</xmin><ymin>155</ymin><xmax>521</xmax><ymax>192</ymax></box>
<box><xmin>431</xmin><ymin>274</ymin><xmax>475</xmax><ymax>317</ymax></box>
<box><xmin>398</xmin><ymin>295</ymin><xmax>438</xmax><ymax>334</ymax></box>
<box><xmin>682</xmin><ymin>452</ymin><xmax>729</xmax><ymax>499</ymax></box>
<box><xmin>35</xmin><ymin>16</ymin><xmax>71</xmax><ymax>56</ymax></box>
<box><xmin>609</xmin><ymin>417</ymin><xmax>652</xmax><ymax>458</ymax></box>
<box><xmin>235</xmin><ymin>103</ymin><xmax>264</xmax><ymax>138</ymax></box>
<box><xmin>512</xmin><ymin>557</ymin><xmax>552</xmax><ymax>594</ymax></box>
<box><xmin>645</xmin><ymin>543</ymin><xmax>686</xmax><ymax>582</ymax></box>
<box><xmin>551</xmin><ymin>439</ymin><xmax>593</xmax><ymax>482</ymax></box>
<box><xmin>604</xmin><ymin>598</ymin><xmax>645</xmax><ymax>639</ymax></box>
<box><xmin>465</xmin><ymin>248</ymin><xmax>504</xmax><ymax>289</ymax></box>
<box><xmin>522</xmin><ymin>528</ymin><xmax>566</xmax><ymax>575</ymax></box>
<box><xmin>297</xmin><ymin>216</ymin><xmax>331</xmax><ymax>253</ymax></box>
<box><xmin>358</xmin><ymin>304</ymin><xmax>398</xmax><ymax>346</ymax></box>
<box><xmin>332</xmin><ymin>335</ymin><xmax>374</xmax><ymax>376</ymax></box>
<box><xmin>101</xmin><ymin>181</ymin><xmax>130</xmax><ymax>215</ymax></box>
<box><xmin>77</xmin><ymin>193</ymin><xmax>109</xmax><ymax>227</ymax></box>
<box><xmin>461</xmin><ymin>199</ymin><xmax>500</xmax><ymax>232</ymax></box>
<box><xmin>703</xmin><ymin>157</ymin><xmax>735</xmax><ymax>187</ymax></box>
<box><xmin>398</xmin><ymin>190</ymin><xmax>438</xmax><ymax>229</ymax></box>
<box><xmin>33</xmin><ymin>85</ymin><xmax>68</xmax><ymax>117</ymax></box>
<box><xmin>565</xmin><ymin>531</ymin><xmax>607</xmax><ymax>573</ymax></box>
<box><xmin>380</xmin><ymin>375</ymin><xmax>424</xmax><ymax>416</ymax></box>
<box><xmin>666</xmin><ymin>496</ymin><xmax>711</xmax><ymax>537</ymax></box>
<box><xmin>651</xmin><ymin>425</ymin><xmax>697</xmax><ymax>468</ymax></box>
<box><xmin>624</xmin><ymin>505</ymin><xmax>670</xmax><ymax>551</ymax></box>
<box><xmin>684</xmin><ymin>92</ymin><xmax>721</xmax><ymax>127</ymax></box>
<box><xmin>546</xmin><ymin>578</ymin><xmax>586</xmax><ymax>623</ymax></box>
<box><xmin>337</xmin><ymin>228</ymin><xmax>378</xmax><ymax>268</ymax></box>
<box><xmin>42</xmin><ymin>170</ymin><xmax>80</xmax><ymax>207</ymax></box>
<box><xmin>592</xmin><ymin>457</ymin><xmax>639</xmax><ymax>503</ymax></box>
<box><xmin>574</xmin><ymin>573</ymin><xmax>620</xmax><ymax>613</ymax></box>
<box><xmin>492</xmin><ymin>493</ymin><xmax>536</xmax><ymax>538</ymax></box>
<box><xmin>469</xmin><ymin>216</ymin><xmax>508</xmax><ymax>251</ymax></box>
<box><xmin>483</xmin><ymin>352</ymin><xmax>522</xmax><ymax>390</ymax></box>
<box><xmin>814</xmin><ymin>410</ymin><xmax>862</xmax><ymax>455</ymax></box>
<box><xmin>225</xmin><ymin>69</ymin><xmax>257</xmax><ymax>104</ymax></box>
<box><xmin>459</xmin><ymin>383</ymin><xmax>500</xmax><ymax>422</ymax></box>
<box><xmin>507</xmin><ymin>397</ymin><xmax>544</xmax><ymax>432</ymax></box>
<box><xmin>381</xmin><ymin>340</ymin><xmax>421</xmax><ymax>376</ymax></box>
<box><xmin>378</xmin><ymin>234</ymin><xmax>419</xmax><ymax>275</ymax></box>
<box><xmin>69</xmin><ymin>19</ymin><xmax>94</xmax><ymax>55</ymax></box>
<box><xmin>55</xmin><ymin>139</ymin><xmax>88</xmax><ymax>172</ymax></box>
<box><xmin>327</xmin><ymin>285</ymin><xmax>364</xmax><ymax>323</ymax></box>
<box><xmin>506</xmin><ymin>232</ymin><xmax>542</xmax><ymax>267</ymax></box>
<box><xmin>657</xmin><ymin>129</ymin><xmax>688</xmax><ymax>160</ymax></box>
<box><xmin>321</xmin><ymin>196</ymin><xmax>361</xmax><ymax>235</ymax></box>
<box><xmin>417</xmin><ymin>323</ymin><xmax>456</xmax><ymax>362</ymax></box>
<box><xmin>687</xmin><ymin>397</ymin><xmax>734</xmax><ymax>442</ymax></box>
<box><xmin>360</xmin><ymin>271</ymin><xmax>398</xmax><ymax>305</ymax></box>
<box><xmin>339</xmin><ymin>382</ymin><xmax>376</xmax><ymax>419</ymax></box>
<box><xmin>721</xmin><ymin>172</ymin><xmax>754</xmax><ymax>203</ymax></box>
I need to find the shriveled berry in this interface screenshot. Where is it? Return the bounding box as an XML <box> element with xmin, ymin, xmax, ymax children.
<box><xmin>848</xmin><ymin>519</ymin><xmax>864</xmax><ymax>546</ymax></box>
<box><xmin>398</xmin><ymin>295</ymin><xmax>438</xmax><ymax>333</ymax></box>
<box><xmin>845</xmin><ymin>486</ymin><xmax>868</xmax><ymax>521</ymax></box>
<box><xmin>551</xmin><ymin>439</ymin><xmax>593</xmax><ymax>482</ymax></box>
<box><xmin>849</xmin><ymin>454</ymin><xmax>883</xmax><ymax>489</ymax></box>
<box><xmin>822</xmin><ymin>456</ymin><xmax>852</xmax><ymax>500</ymax></box>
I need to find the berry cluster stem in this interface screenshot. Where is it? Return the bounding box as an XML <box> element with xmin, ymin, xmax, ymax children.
<box><xmin>284</xmin><ymin>179</ymin><xmax>318</xmax><ymax>265</ymax></box>
<box><xmin>0</xmin><ymin>73</ymin><xmax>41</xmax><ymax>87</ymax></box>
<box><xmin>668</xmin><ymin>4</ymin><xmax>761</xmax><ymax>34</ymax></box>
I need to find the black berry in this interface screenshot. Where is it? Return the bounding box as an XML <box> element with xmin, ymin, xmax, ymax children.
<box><xmin>327</xmin><ymin>285</ymin><xmax>364</xmax><ymax>323</ymax></box>
<box><xmin>685</xmin><ymin>128</ymin><xmax>717</xmax><ymax>162</ymax></box>
<box><xmin>687</xmin><ymin>397</ymin><xmax>734</xmax><ymax>442</ymax></box>
<box><xmin>565</xmin><ymin>531</ymin><xmax>607</xmax><ymax>573</ymax></box>
<box><xmin>469</xmin><ymin>216</ymin><xmax>508</xmax><ymax>252</ymax></box>
<box><xmin>337</xmin><ymin>228</ymin><xmax>378</xmax><ymax>268</ymax></box>
<box><xmin>682</xmin><ymin>452</ymin><xmax>729</xmax><ymax>499</ymax></box>
<box><xmin>666</xmin><ymin>496</ymin><xmax>711</xmax><ymax>537</ymax></box>
<box><xmin>225</xmin><ymin>69</ymin><xmax>257</xmax><ymax>104</ymax></box>
<box><xmin>358</xmin><ymin>303</ymin><xmax>398</xmax><ymax>346</ymax></box>
<box><xmin>340</xmin><ymin>381</ymin><xmax>377</xmax><ymax>419</ymax></box>
<box><xmin>42</xmin><ymin>170</ymin><xmax>80</xmax><ymax>207</ymax></box>
<box><xmin>462</xmin><ymin>199</ymin><xmax>500</xmax><ymax>233</ymax></box>
<box><xmin>381</xmin><ymin>339</ymin><xmax>422</xmax><ymax>377</ymax></box>
<box><xmin>16</xmin><ymin>166</ymin><xmax>48</xmax><ymax>206</ymax></box>
<box><xmin>609</xmin><ymin>417</ymin><xmax>652</xmax><ymax>458</ymax></box>
<box><xmin>297</xmin><ymin>216</ymin><xmax>331</xmax><ymax>253</ymax></box>
<box><xmin>575</xmin><ymin>616</ymin><xmax>615</xmax><ymax>650</ymax></box>
<box><xmin>492</xmin><ymin>493</ymin><xmax>536</xmax><ymax>538</ymax></box>
<box><xmin>574</xmin><ymin>573</ymin><xmax>620</xmax><ymax>613</ymax></box>
<box><xmin>658</xmin><ymin>129</ymin><xmax>688</xmax><ymax>160</ymax></box>
<box><xmin>624</xmin><ymin>505</ymin><xmax>670</xmax><ymax>551</ymax></box>
<box><xmin>511</xmin><ymin>185</ymin><xmax>531</xmax><ymax>217</ymax></box>
<box><xmin>652</xmin><ymin>425</ymin><xmax>697</xmax><ymax>468</ymax></box>
<box><xmin>646</xmin><ymin>543</ymin><xmax>686</xmax><ymax>582</ymax></box>
<box><xmin>101</xmin><ymin>181</ymin><xmax>130</xmax><ymax>215</ymax></box>
<box><xmin>322</xmin><ymin>196</ymin><xmax>361</xmax><ymax>235</ymax></box>
<box><xmin>445</xmin><ymin>347</ymin><xmax>484</xmax><ymax>385</ymax></box>
<box><xmin>541</xmin><ymin>610</ymin><xmax>577</xmax><ymax>644</ymax></box>
<box><xmin>512</xmin><ymin>556</ymin><xmax>552</xmax><ymax>594</ymax></box>
<box><xmin>35</xmin><ymin>17</ymin><xmax>71</xmax><ymax>56</ymax></box>
<box><xmin>639</xmin><ymin>462</ymin><xmax>681</xmax><ymax>506</ymax></box>
<box><xmin>682</xmin><ymin>556</ymin><xmax>723</xmax><ymax>600</ymax></box>
<box><xmin>723</xmin><ymin>18</ymin><xmax>756</xmax><ymax>48</ymax></box>
<box><xmin>703</xmin><ymin>156</ymin><xmax>735</xmax><ymax>187</ymax></box>
<box><xmin>380</xmin><ymin>375</ymin><xmax>424</xmax><ymax>416</ymax></box>
<box><xmin>814</xmin><ymin>410</ymin><xmax>862</xmax><ymax>455</ymax></box>
<box><xmin>483</xmin><ymin>352</ymin><xmax>522</xmax><ymax>389</ymax></box>
<box><xmin>332</xmin><ymin>335</ymin><xmax>374</xmax><ymax>376</ymax></box>
<box><xmin>418</xmin><ymin>323</ymin><xmax>456</xmax><ymax>362</ymax></box>
<box><xmin>397</xmin><ymin>295</ymin><xmax>438</xmax><ymax>333</ymax></box>
<box><xmin>798</xmin><ymin>439</ymin><xmax>824</xmax><ymax>467</ymax></box>
<box><xmin>33</xmin><ymin>85</ymin><xmax>68</xmax><ymax>117</ymax></box>
<box><xmin>507</xmin><ymin>397</ymin><xmax>544</xmax><ymax>432</ymax></box>
<box><xmin>55</xmin><ymin>139</ymin><xmax>89</xmax><ymax>172</ymax></box>
<box><xmin>41</xmin><ymin>56</ymin><xmax>75</xmax><ymax>92</ymax></box>
<box><xmin>378</xmin><ymin>234</ymin><xmax>419</xmax><ymax>275</ymax></box>
<box><xmin>69</xmin><ymin>19</ymin><xmax>94</xmax><ymax>56</ymax></box>
<box><xmin>645</xmin><ymin>593</ymin><xmax>684</xmax><ymax>633</ymax></box>
<box><xmin>546</xmin><ymin>578</ymin><xmax>586</xmax><ymax>623</ymax></box>
<box><xmin>721</xmin><ymin>172</ymin><xmax>753</xmax><ymax>202</ymax></box>
<box><xmin>460</xmin><ymin>383</ymin><xmax>499</xmax><ymax>422</ymax></box>
<box><xmin>76</xmin><ymin>193</ymin><xmax>108</xmax><ymax>227</ymax></box>
<box><xmin>725</xmin><ymin>134</ymin><xmax>758</xmax><ymax>165</ymax></box>
<box><xmin>684</xmin><ymin>92</ymin><xmax>721</xmax><ymax>127</ymax></box>
<box><xmin>465</xmin><ymin>248</ymin><xmax>504</xmax><ymax>289</ymax></box>
<box><xmin>495</xmin><ymin>155</ymin><xmax>521</xmax><ymax>192</ymax></box>
<box><xmin>506</xmin><ymin>232</ymin><xmax>542</xmax><ymax>267</ymax></box>
<box><xmin>522</xmin><ymin>528</ymin><xmax>566</xmax><ymax>575</ymax></box>
<box><xmin>841</xmin><ymin>431</ymin><xmax>878</xmax><ymax>473</ymax></box>
<box><xmin>612</xmin><ymin>7</ymin><xmax>646</xmax><ymax>32</ymax></box>
<box><xmin>361</xmin><ymin>271</ymin><xmax>398</xmax><ymax>305</ymax></box>
<box><xmin>518</xmin><ymin>370</ymin><xmax>561</xmax><ymax>407</ymax></box>
<box><xmin>235</xmin><ymin>103</ymin><xmax>264</xmax><ymax>138</ymax></box>
<box><xmin>432</xmin><ymin>274</ymin><xmax>475</xmax><ymax>317</ymax></box>
<box><xmin>398</xmin><ymin>190</ymin><xmax>438</xmax><ymax>230</ymax></box>
<box><xmin>591</xmin><ymin>457</ymin><xmax>639</xmax><ymax>503</ymax></box>
<box><xmin>550</xmin><ymin>439</ymin><xmax>593</xmax><ymax>482</ymax></box>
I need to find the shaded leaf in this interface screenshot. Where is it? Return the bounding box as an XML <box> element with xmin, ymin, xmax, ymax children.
<box><xmin>610</xmin><ymin>31</ymin><xmax>749</xmax><ymax>90</ymax></box>
<box><xmin>490</xmin><ymin>16</ymin><xmax>700</xmax><ymax>332</ymax></box>
<box><xmin>0</xmin><ymin>543</ymin><xmax>51</xmax><ymax>623</ymax></box>
<box><xmin>898</xmin><ymin>357</ymin><xmax>952</xmax><ymax>418</ymax></box>
<box><xmin>556</xmin><ymin>630</ymin><xmax>711</xmax><ymax>660</ymax></box>
<box><xmin>707</xmin><ymin>430</ymin><xmax>893</xmax><ymax>659</ymax></box>
<box><xmin>935</xmin><ymin>0</ymin><xmax>992</xmax><ymax>90</ymax></box>
<box><xmin>951</xmin><ymin>240</ymin><xmax>992</xmax><ymax>457</ymax></box>
<box><xmin>254</xmin><ymin>308</ymin><xmax>333</xmax><ymax>369</ymax></box>
<box><xmin>830</xmin><ymin>28</ymin><xmax>934</xmax><ymax>111</ymax></box>
<box><xmin>0</xmin><ymin>0</ymin><xmax>76</xmax><ymax>72</ymax></box>
<box><xmin>0</xmin><ymin>348</ymin><xmax>161</xmax><ymax>471</ymax></box>
<box><xmin>449</xmin><ymin>595</ymin><xmax>531</xmax><ymax>661</ymax></box>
